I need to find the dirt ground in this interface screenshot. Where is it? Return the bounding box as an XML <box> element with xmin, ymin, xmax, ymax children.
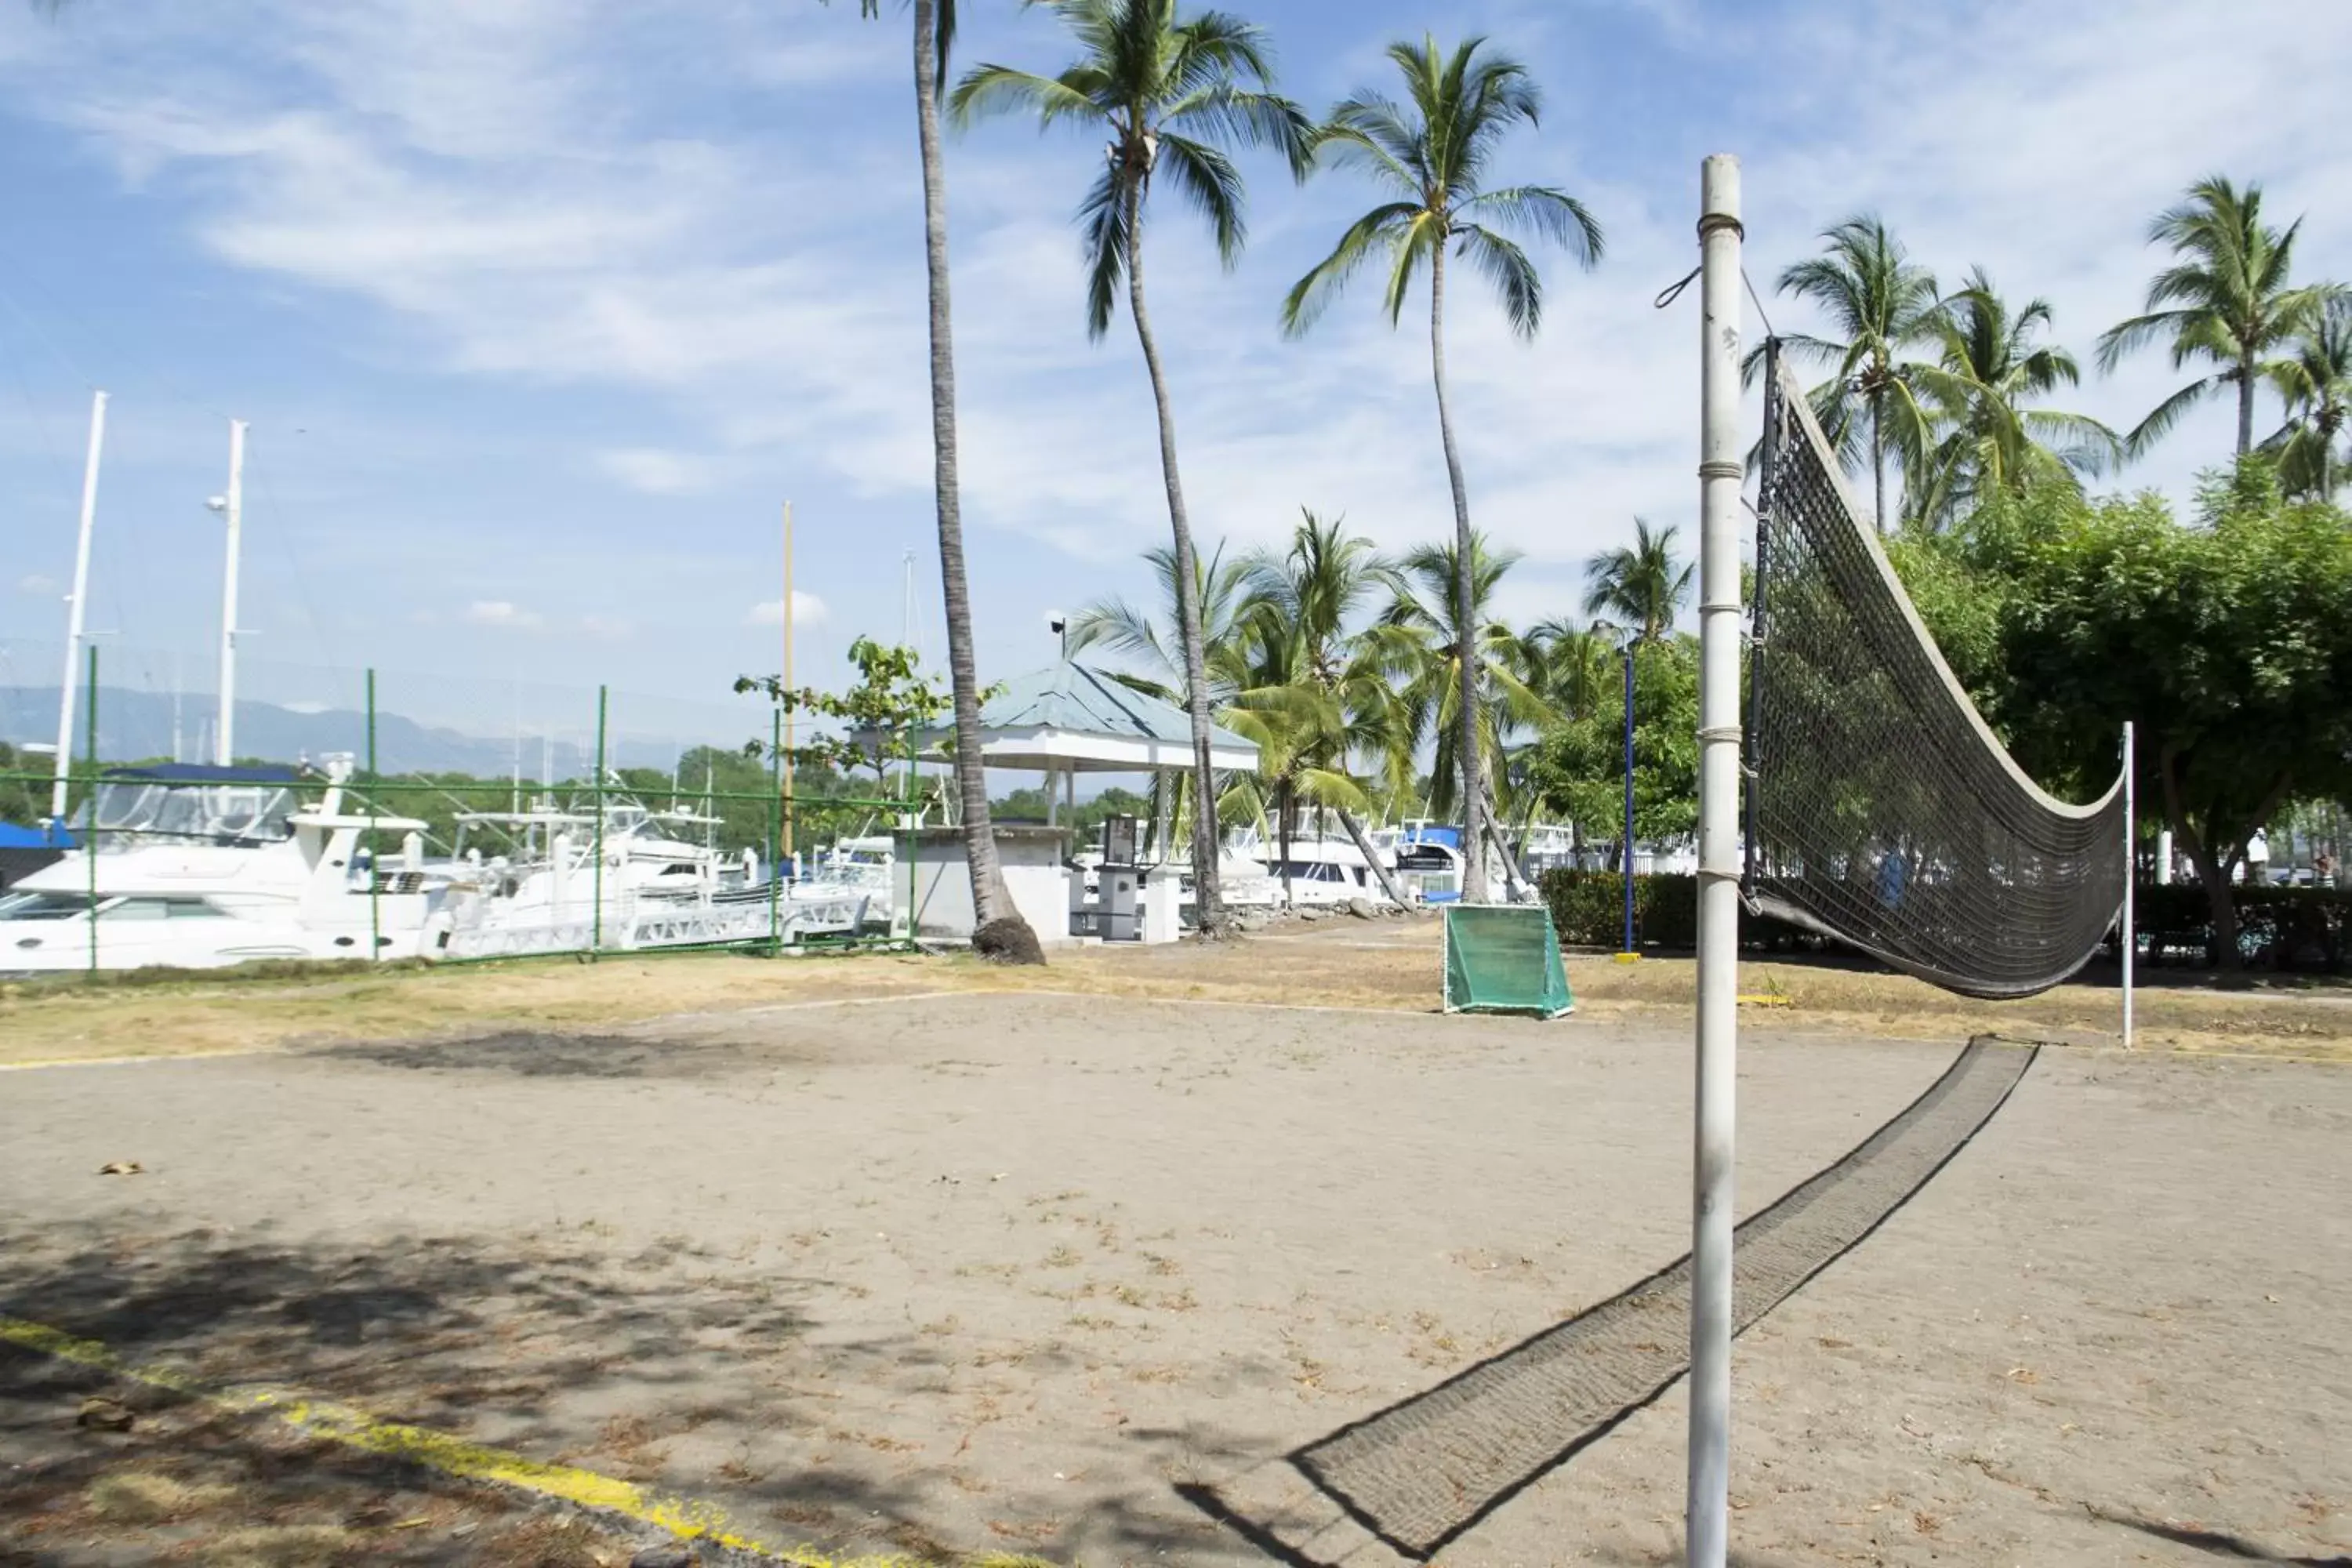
<box><xmin>5</xmin><ymin>917</ymin><xmax>2349</xmax><ymax>1072</ymax></box>
<box><xmin>4</xmin><ymin>981</ymin><xmax>2347</xmax><ymax>1566</ymax></box>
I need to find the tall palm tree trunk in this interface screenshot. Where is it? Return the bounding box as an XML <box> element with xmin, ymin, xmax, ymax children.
<box><xmin>1338</xmin><ymin>808</ymin><xmax>1414</xmax><ymax>911</ymax></box>
<box><xmin>1122</xmin><ymin>179</ymin><xmax>1224</xmax><ymax>932</ymax></box>
<box><xmin>1428</xmin><ymin>239</ymin><xmax>1488</xmax><ymax>902</ymax></box>
<box><xmin>913</xmin><ymin>0</ymin><xmax>1032</xmax><ymax>956</ymax></box>
<box><xmin>1870</xmin><ymin>395</ymin><xmax>1886</xmax><ymax>534</ymax></box>
<box><xmin>2236</xmin><ymin>354</ymin><xmax>2256</xmax><ymax>457</ymax></box>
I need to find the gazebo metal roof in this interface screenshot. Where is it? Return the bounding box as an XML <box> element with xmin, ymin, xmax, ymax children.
<box><xmin>915</xmin><ymin>660</ymin><xmax>1257</xmax><ymax>774</ymax></box>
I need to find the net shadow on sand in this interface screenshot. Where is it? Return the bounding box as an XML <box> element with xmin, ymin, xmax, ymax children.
<box><xmin>1183</xmin><ymin>1036</ymin><xmax>2038</xmax><ymax>1563</ymax></box>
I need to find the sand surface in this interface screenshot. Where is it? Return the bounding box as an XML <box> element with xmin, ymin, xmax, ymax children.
<box><xmin>5</xmin><ymin>990</ymin><xmax>2347</xmax><ymax>1565</ymax></box>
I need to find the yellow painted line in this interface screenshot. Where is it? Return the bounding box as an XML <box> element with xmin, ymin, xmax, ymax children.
<box><xmin>0</xmin><ymin>1314</ymin><xmax>945</xmax><ymax>1567</ymax></box>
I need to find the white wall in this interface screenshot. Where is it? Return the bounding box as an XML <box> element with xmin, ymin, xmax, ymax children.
<box><xmin>909</xmin><ymin>826</ymin><xmax>1072</xmax><ymax>944</ymax></box>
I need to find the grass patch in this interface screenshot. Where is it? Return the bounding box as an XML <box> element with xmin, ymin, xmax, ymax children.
<box><xmin>85</xmin><ymin>1469</ymin><xmax>238</xmax><ymax>1523</ymax></box>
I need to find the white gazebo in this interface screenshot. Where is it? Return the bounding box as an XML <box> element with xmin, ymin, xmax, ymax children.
<box><xmin>903</xmin><ymin>660</ymin><xmax>1258</xmax><ymax>945</ymax></box>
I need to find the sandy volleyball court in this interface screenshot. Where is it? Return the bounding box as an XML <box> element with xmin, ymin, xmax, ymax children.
<box><xmin>4</xmin><ymin>981</ymin><xmax>2347</xmax><ymax>1566</ymax></box>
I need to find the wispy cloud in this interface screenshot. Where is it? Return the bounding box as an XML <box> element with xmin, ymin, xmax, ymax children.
<box><xmin>597</xmin><ymin>448</ymin><xmax>714</xmax><ymax>496</ymax></box>
<box><xmin>463</xmin><ymin>599</ymin><xmax>543</xmax><ymax>630</ymax></box>
<box><xmin>17</xmin><ymin>575</ymin><xmax>59</xmax><ymax>596</ymax></box>
<box><xmin>747</xmin><ymin>590</ymin><xmax>827</xmax><ymax>628</ymax></box>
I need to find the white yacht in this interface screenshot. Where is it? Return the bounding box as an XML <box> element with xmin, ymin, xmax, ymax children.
<box><xmin>1228</xmin><ymin>818</ymin><xmax>1393</xmax><ymax>909</ymax></box>
<box><xmin>0</xmin><ymin>757</ymin><xmax>439</xmax><ymax>972</ymax></box>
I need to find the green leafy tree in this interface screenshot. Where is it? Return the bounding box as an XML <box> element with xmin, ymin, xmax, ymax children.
<box><xmin>2263</xmin><ymin>307</ymin><xmax>2352</xmax><ymax>498</ymax></box>
<box><xmin>2096</xmin><ymin>176</ymin><xmax>2339</xmax><ymax>460</ymax></box>
<box><xmin>737</xmin><ymin>638</ymin><xmax>949</xmax><ymax>801</ymax></box>
<box><xmin>1580</xmin><ymin>518</ymin><xmax>1691</xmax><ymax>643</ymax></box>
<box><xmin>1902</xmin><ymin>467</ymin><xmax>2352</xmax><ymax>967</ymax></box>
<box><xmin>841</xmin><ymin>0</ymin><xmax>1040</xmax><ymax>960</ymax></box>
<box><xmin>1769</xmin><ymin>214</ymin><xmax>1942</xmax><ymax>533</ymax></box>
<box><xmin>1904</xmin><ymin>269</ymin><xmax>2122</xmax><ymax>528</ymax></box>
<box><xmin>1280</xmin><ymin>33</ymin><xmax>1603</xmax><ymax>901</ymax></box>
<box><xmin>953</xmin><ymin>0</ymin><xmax>1310</xmax><ymax>933</ymax></box>
<box><xmin>1526</xmin><ymin>635</ymin><xmax>1699</xmax><ymax>860</ymax></box>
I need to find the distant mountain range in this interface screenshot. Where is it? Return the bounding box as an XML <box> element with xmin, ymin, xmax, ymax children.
<box><xmin>0</xmin><ymin>686</ymin><xmax>594</xmax><ymax>778</ymax></box>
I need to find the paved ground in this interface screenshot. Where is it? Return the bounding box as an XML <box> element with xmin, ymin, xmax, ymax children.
<box><xmin>3</xmin><ymin>990</ymin><xmax>2347</xmax><ymax>1566</ymax></box>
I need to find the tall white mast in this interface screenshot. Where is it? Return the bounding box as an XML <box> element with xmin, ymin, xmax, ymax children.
<box><xmin>209</xmin><ymin>419</ymin><xmax>249</xmax><ymax>766</ymax></box>
<box><xmin>49</xmin><ymin>390</ymin><xmax>107</xmax><ymax>822</ymax></box>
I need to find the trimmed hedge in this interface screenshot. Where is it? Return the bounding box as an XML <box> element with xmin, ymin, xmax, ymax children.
<box><xmin>1537</xmin><ymin>869</ymin><xmax>1817</xmax><ymax>953</ymax></box>
<box><xmin>1538</xmin><ymin>866</ymin><xmax>2352</xmax><ymax>971</ymax></box>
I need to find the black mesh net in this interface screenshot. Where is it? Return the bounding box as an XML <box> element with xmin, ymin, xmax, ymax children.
<box><xmin>1744</xmin><ymin>354</ymin><xmax>2125</xmax><ymax>1000</ymax></box>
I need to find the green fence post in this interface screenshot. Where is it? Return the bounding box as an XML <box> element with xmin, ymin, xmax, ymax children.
<box><xmin>768</xmin><ymin>706</ymin><xmax>782</xmax><ymax>951</ymax></box>
<box><xmin>365</xmin><ymin>667</ymin><xmax>380</xmax><ymax>963</ymax></box>
<box><xmin>84</xmin><ymin>643</ymin><xmax>98</xmax><ymax>978</ymax></box>
<box><xmin>591</xmin><ymin>685</ymin><xmax>608</xmax><ymax>956</ymax></box>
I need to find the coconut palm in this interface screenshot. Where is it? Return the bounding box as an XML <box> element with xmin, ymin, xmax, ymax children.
<box><xmin>2096</xmin><ymin>176</ymin><xmax>2339</xmax><ymax>460</ymax></box>
<box><xmin>952</xmin><ymin>0</ymin><xmax>1309</xmax><ymax>934</ymax></box>
<box><xmin>1771</xmin><ymin>215</ymin><xmax>1942</xmax><ymax>533</ymax></box>
<box><xmin>2263</xmin><ymin>309</ymin><xmax>2352</xmax><ymax>498</ymax></box>
<box><xmin>844</xmin><ymin>0</ymin><xmax>1040</xmax><ymax>960</ymax></box>
<box><xmin>1579</xmin><ymin>518</ymin><xmax>1691</xmax><ymax>643</ymax></box>
<box><xmin>1379</xmin><ymin>535</ymin><xmax>1553</xmax><ymax>890</ymax></box>
<box><xmin>1903</xmin><ymin>270</ymin><xmax>2123</xmax><ymax>528</ymax></box>
<box><xmin>1279</xmin><ymin>34</ymin><xmax>1603</xmax><ymax>902</ymax></box>
<box><xmin>1226</xmin><ymin>511</ymin><xmax>1415</xmax><ymax>908</ymax></box>
<box><xmin>1066</xmin><ymin>541</ymin><xmax>1254</xmax><ymax>858</ymax></box>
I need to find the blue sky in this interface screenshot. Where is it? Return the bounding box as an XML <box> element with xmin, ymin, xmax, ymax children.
<box><xmin>1</xmin><ymin>0</ymin><xmax>2347</xmax><ymax>753</ymax></box>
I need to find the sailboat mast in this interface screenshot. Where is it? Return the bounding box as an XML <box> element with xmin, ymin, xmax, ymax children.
<box><xmin>49</xmin><ymin>390</ymin><xmax>107</xmax><ymax>822</ymax></box>
<box><xmin>782</xmin><ymin>499</ymin><xmax>796</xmax><ymax>865</ymax></box>
<box><xmin>212</xmin><ymin>419</ymin><xmax>248</xmax><ymax>766</ymax></box>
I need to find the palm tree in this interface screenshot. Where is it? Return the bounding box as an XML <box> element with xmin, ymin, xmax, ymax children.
<box><xmin>1279</xmin><ymin>34</ymin><xmax>1603</xmax><ymax>902</ymax></box>
<box><xmin>1772</xmin><ymin>215</ymin><xmax>1942</xmax><ymax>533</ymax></box>
<box><xmin>952</xmin><ymin>0</ymin><xmax>1309</xmax><ymax>935</ymax></box>
<box><xmin>1579</xmin><ymin>518</ymin><xmax>1691</xmax><ymax>643</ymax></box>
<box><xmin>1228</xmin><ymin>510</ymin><xmax>1416</xmax><ymax>909</ymax></box>
<box><xmin>1067</xmin><ymin>540</ymin><xmax>1255</xmax><ymax>860</ymax></box>
<box><xmin>1903</xmin><ymin>269</ymin><xmax>2122</xmax><ymax>528</ymax></box>
<box><xmin>847</xmin><ymin>0</ymin><xmax>1040</xmax><ymax>960</ymax></box>
<box><xmin>1379</xmin><ymin>534</ymin><xmax>1553</xmax><ymax>891</ymax></box>
<box><xmin>2263</xmin><ymin>309</ymin><xmax>2352</xmax><ymax>498</ymax></box>
<box><xmin>2097</xmin><ymin>176</ymin><xmax>2338</xmax><ymax>460</ymax></box>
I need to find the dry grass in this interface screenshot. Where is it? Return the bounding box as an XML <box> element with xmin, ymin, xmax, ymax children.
<box><xmin>5</xmin><ymin>916</ymin><xmax>2348</xmax><ymax>1070</ymax></box>
<box><xmin>85</xmin><ymin>1469</ymin><xmax>239</xmax><ymax>1523</ymax></box>
<box><xmin>202</xmin><ymin>1524</ymin><xmax>360</xmax><ymax>1568</ymax></box>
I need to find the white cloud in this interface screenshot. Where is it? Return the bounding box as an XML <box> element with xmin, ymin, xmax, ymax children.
<box><xmin>18</xmin><ymin>574</ymin><xmax>59</xmax><ymax>596</ymax></box>
<box><xmin>463</xmin><ymin>599</ymin><xmax>543</xmax><ymax>630</ymax></box>
<box><xmin>596</xmin><ymin>447</ymin><xmax>715</xmax><ymax>496</ymax></box>
<box><xmin>748</xmin><ymin>590</ymin><xmax>827</xmax><ymax>628</ymax></box>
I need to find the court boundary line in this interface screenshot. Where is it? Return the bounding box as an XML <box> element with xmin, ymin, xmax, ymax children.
<box><xmin>0</xmin><ymin>1313</ymin><xmax>941</xmax><ymax>1567</ymax></box>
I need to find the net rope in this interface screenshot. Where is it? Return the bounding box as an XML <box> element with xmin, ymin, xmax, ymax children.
<box><xmin>1744</xmin><ymin>353</ymin><xmax>2125</xmax><ymax>1000</ymax></box>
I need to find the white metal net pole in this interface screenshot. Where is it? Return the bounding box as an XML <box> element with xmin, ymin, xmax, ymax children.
<box><xmin>1686</xmin><ymin>151</ymin><xmax>1744</xmax><ymax>1568</ymax></box>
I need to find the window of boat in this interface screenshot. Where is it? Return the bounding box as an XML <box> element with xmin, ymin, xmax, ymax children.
<box><xmin>0</xmin><ymin>890</ymin><xmax>96</xmax><ymax>920</ymax></box>
<box><xmin>100</xmin><ymin>897</ymin><xmax>227</xmax><ymax>920</ymax></box>
<box><xmin>87</xmin><ymin>781</ymin><xmax>296</xmax><ymax>842</ymax></box>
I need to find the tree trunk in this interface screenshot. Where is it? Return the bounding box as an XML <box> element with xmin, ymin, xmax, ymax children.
<box><xmin>1122</xmin><ymin>172</ymin><xmax>1224</xmax><ymax>934</ymax></box>
<box><xmin>912</xmin><ymin>0</ymin><xmax>1037</xmax><ymax>962</ymax></box>
<box><xmin>1480</xmin><ymin>778</ymin><xmax>1531</xmax><ymax>902</ymax></box>
<box><xmin>1276</xmin><ymin>781</ymin><xmax>1294</xmax><ymax>909</ymax></box>
<box><xmin>1429</xmin><ymin>238</ymin><xmax>1487</xmax><ymax>902</ymax></box>
<box><xmin>2236</xmin><ymin>356</ymin><xmax>2256</xmax><ymax>459</ymax></box>
<box><xmin>1338</xmin><ymin>807</ymin><xmax>1414</xmax><ymax>913</ymax></box>
<box><xmin>1871</xmin><ymin>394</ymin><xmax>1887</xmax><ymax>534</ymax></box>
